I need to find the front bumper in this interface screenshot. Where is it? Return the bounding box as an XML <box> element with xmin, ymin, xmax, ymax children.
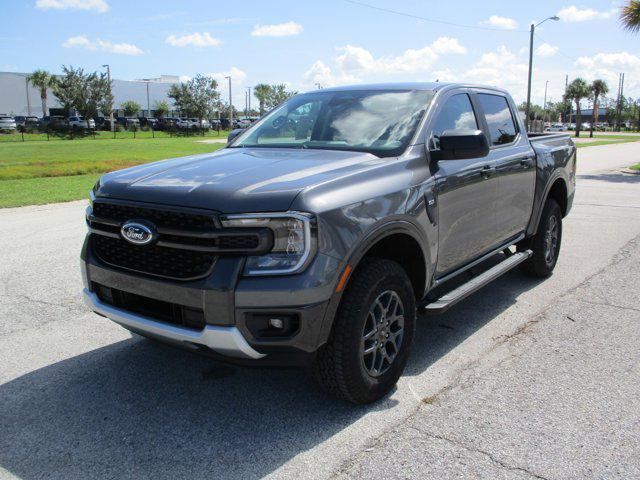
<box><xmin>81</xmin><ymin>235</ymin><xmax>342</xmax><ymax>366</ymax></box>
<box><xmin>83</xmin><ymin>289</ymin><xmax>265</xmax><ymax>359</ymax></box>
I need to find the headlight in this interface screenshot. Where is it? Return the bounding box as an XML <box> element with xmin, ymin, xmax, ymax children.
<box><xmin>89</xmin><ymin>179</ymin><xmax>101</xmax><ymax>207</ymax></box>
<box><xmin>221</xmin><ymin>212</ymin><xmax>316</xmax><ymax>276</ymax></box>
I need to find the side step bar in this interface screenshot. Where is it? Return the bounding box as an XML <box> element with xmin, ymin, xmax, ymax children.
<box><xmin>422</xmin><ymin>249</ymin><xmax>532</xmax><ymax>314</ymax></box>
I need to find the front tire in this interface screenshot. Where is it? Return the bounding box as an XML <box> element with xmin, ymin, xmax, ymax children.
<box><xmin>313</xmin><ymin>259</ymin><xmax>416</xmax><ymax>404</ymax></box>
<box><xmin>519</xmin><ymin>198</ymin><xmax>562</xmax><ymax>278</ymax></box>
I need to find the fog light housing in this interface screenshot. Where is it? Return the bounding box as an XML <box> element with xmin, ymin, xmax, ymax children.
<box><xmin>245</xmin><ymin>313</ymin><xmax>300</xmax><ymax>338</ymax></box>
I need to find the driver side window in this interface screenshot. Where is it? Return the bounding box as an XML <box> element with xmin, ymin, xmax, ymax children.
<box><xmin>430</xmin><ymin>94</ymin><xmax>478</xmax><ymax>150</ymax></box>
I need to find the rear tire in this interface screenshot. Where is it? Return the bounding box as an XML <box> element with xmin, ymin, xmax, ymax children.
<box><xmin>519</xmin><ymin>198</ymin><xmax>562</xmax><ymax>278</ymax></box>
<box><xmin>313</xmin><ymin>259</ymin><xmax>416</xmax><ymax>404</ymax></box>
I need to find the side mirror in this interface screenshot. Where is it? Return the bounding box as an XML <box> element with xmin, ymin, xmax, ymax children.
<box><xmin>432</xmin><ymin>129</ymin><xmax>489</xmax><ymax>160</ymax></box>
<box><xmin>227</xmin><ymin>128</ymin><xmax>245</xmax><ymax>144</ymax></box>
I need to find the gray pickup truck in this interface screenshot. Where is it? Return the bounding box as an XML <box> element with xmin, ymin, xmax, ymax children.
<box><xmin>82</xmin><ymin>83</ymin><xmax>575</xmax><ymax>404</ymax></box>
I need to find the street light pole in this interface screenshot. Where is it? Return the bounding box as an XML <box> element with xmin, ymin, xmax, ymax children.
<box><xmin>543</xmin><ymin>80</ymin><xmax>549</xmax><ymax>123</ymax></box>
<box><xmin>102</xmin><ymin>64</ymin><xmax>114</xmax><ymax>132</ymax></box>
<box><xmin>225</xmin><ymin>76</ymin><xmax>232</xmax><ymax>128</ymax></box>
<box><xmin>247</xmin><ymin>86</ymin><xmax>251</xmax><ymax>115</ymax></box>
<box><xmin>525</xmin><ymin>15</ymin><xmax>559</xmax><ymax>132</ymax></box>
<box><xmin>145</xmin><ymin>81</ymin><xmax>150</xmax><ymax>117</ymax></box>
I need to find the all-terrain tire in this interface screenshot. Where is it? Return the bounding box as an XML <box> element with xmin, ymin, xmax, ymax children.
<box><xmin>519</xmin><ymin>198</ymin><xmax>563</xmax><ymax>278</ymax></box>
<box><xmin>313</xmin><ymin>258</ymin><xmax>416</xmax><ymax>404</ymax></box>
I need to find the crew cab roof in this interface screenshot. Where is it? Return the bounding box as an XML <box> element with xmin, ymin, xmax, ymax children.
<box><xmin>307</xmin><ymin>82</ymin><xmax>511</xmax><ymax>96</ymax></box>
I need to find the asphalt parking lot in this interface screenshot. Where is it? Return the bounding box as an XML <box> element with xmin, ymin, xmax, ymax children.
<box><xmin>1</xmin><ymin>142</ymin><xmax>639</xmax><ymax>480</ymax></box>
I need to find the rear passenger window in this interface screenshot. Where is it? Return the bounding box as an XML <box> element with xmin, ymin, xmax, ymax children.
<box><xmin>478</xmin><ymin>94</ymin><xmax>518</xmax><ymax>145</ymax></box>
<box><xmin>430</xmin><ymin>93</ymin><xmax>478</xmax><ymax>150</ymax></box>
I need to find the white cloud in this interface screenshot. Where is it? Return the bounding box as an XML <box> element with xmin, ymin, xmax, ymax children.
<box><xmin>206</xmin><ymin>66</ymin><xmax>247</xmax><ymax>85</ymax></box>
<box><xmin>62</xmin><ymin>35</ymin><xmax>143</xmax><ymax>55</ymax></box>
<box><xmin>36</xmin><ymin>0</ymin><xmax>108</xmax><ymax>13</ymax></box>
<box><xmin>165</xmin><ymin>32</ymin><xmax>221</xmax><ymax>47</ymax></box>
<box><xmin>302</xmin><ymin>60</ymin><xmax>360</xmax><ymax>89</ymax></box>
<box><xmin>251</xmin><ymin>21</ymin><xmax>303</xmax><ymax>37</ymax></box>
<box><xmin>464</xmin><ymin>45</ymin><xmax>528</xmax><ymax>96</ymax></box>
<box><xmin>536</xmin><ymin>43</ymin><xmax>558</xmax><ymax>57</ymax></box>
<box><xmin>483</xmin><ymin>15</ymin><xmax>518</xmax><ymax>30</ymax></box>
<box><xmin>575</xmin><ymin>52</ymin><xmax>640</xmax><ymax>94</ymax></box>
<box><xmin>557</xmin><ymin>6</ymin><xmax>616</xmax><ymax>22</ymax></box>
<box><xmin>336</xmin><ymin>37</ymin><xmax>467</xmax><ymax>74</ymax></box>
<box><xmin>432</xmin><ymin>69</ymin><xmax>457</xmax><ymax>82</ymax></box>
<box><xmin>298</xmin><ymin>37</ymin><xmax>466</xmax><ymax>91</ymax></box>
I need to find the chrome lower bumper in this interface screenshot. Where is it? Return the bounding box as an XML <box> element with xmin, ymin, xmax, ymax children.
<box><xmin>82</xmin><ymin>289</ymin><xmax>265</xmax><ymax>360</ymax></box>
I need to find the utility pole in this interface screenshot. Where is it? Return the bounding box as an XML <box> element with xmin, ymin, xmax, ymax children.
<box><xmin>247</xmin><ymin>86</ymin><xmax>251</xmax><ymax>115</ymax></box>
<box><xmin>525</xmin><ymin>16</ymin><xmax>559</xmax><ymax>132</ymax></box>
<box><xmin>146</xmin><ymin>81</ymin><xmax>150</xmax><ymax>117</ymax></box>
<box><xmin>25</xmin><ymin>76</ymin><xmax>31</xmax><ymax>116</ymax></box>
<box><xmin>225</xmin><ymin>76</ymin><xmax>232</xmax><ymax>128</ymax></box>
<box><xmin>543</xmin><ymin>80</ymin><xmax>549</xmax><ymax>124</ymax></box>
<box><xmin>102</xmin><ymin>64</ymin><xmax>114</xmax><ymax>132</ymax></box>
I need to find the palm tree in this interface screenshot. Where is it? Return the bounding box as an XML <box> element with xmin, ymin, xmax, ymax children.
<box><xmin>621</xmin><ymin>0</ymin><xmax>640</xmax><ymax>32</ymax></box>
<box><xmin>253</xmin><ymin>84</ymin><xmax>271</xmax><ymax>116</ymax></box>
<box><xmin>589</xmin><ymin>79</ymin><xmax>609</xmax><ymax>138</ymax></box>
<box><xmin>564</xmin><ymin>78</ymin><xmax>591</xmax><ymax>137</ymax></box>
<box><xmin>26</xmin><ymin>70</ymin><xmax>55</xmax><ymax>117</ymax></box>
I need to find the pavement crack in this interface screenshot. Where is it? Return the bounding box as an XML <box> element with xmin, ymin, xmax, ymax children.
<box><xmin>577</xmin><ymin>299</ymin><xmax>640</xmax><ymax>314</ymax></box>
<box><xmin>411</xmin><ymin>427</ymin><xmax>552</xmax><ymax>480</ymax></box>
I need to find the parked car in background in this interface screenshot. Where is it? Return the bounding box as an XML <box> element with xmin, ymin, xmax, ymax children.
<box><xmin>233</xmin><ymin>118</ymin><xmax>252</xmax><ymax>129</ymax></box>
<box><xmin>210</xmin><ymin>119</ymin><xmax>222</xmax><ymax>130</ymax></box>
<box><xmin>547</xmin><ymin>123</ymin><xmax>567</xmax><ymax>132</ymax></box>
<box><xmin>0</xmin><ymin>115</ymin><xmax>17</xmax><ymax>132</ymax></box>
<box><xmin>199</xmin><ymin>119</ymin><xmax>211</xmax><ymax>129</ymax></box>
<box><xmin>84</xmin><ymin>82</ymin><xmax>576</xmax><ymax>404</ymax></box>
<box><xmin>39</xmin><ymin>116</ymin><xmax>68</xmax><ymax>131</ymax></box>
<box><xmin>138</xmin><ymin>117</ymin><xmax>159</xmax><ymax>129</ymax></box>
<box><xmin>117</xmin><ymin>117</ymin><xmax>140</xmax><ymax>129</ymax></box>
<box><xmin>14</xmin><ymin>116</ymin><xmax>40</xmax><ymax>131</ymax></box>
<box><xmin>156</xmin><ymin>117</ymin><xmax>178</xmax><ymax>130</ymax></box>
<box><xmin>69</xmin><ymin>116</ymin><xmax>96</xmax><ymax>130</ymax></box>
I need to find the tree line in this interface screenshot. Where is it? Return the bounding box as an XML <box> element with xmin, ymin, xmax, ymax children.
<box><xmin>522</xmin><ymin>77</ymin><xmax>640</xmax><ymax>137</ymax></box>
<box><xmin>25</xmin><ymin>67</ymin><xmax>297</xmax><ymax>123</ymax></box>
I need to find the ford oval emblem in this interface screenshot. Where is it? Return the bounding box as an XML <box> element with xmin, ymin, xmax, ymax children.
<box><xmin>120</xmin><ymin>221</ymin><xmax>155</xmax><ymax>245</ymax></box>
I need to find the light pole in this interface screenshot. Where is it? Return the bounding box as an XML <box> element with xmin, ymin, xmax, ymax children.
<box><xmin>543</xmin><ymin>80</ymin><xmax>549</xmax><ymax>124</ymax></box>
<box><xmin>102</xmin><ymin>64</ymin><xmax>114</xmax><ymax>132</ymax></box>
<box><xmin>247</xmin><ymin>86</ymin><xmax>251</xmax><ymax>116</ymax></box>
<box><xmin>525</xmin><ymin>15</ymin><xmax>559</xmax><ymax>131</ymax></box>
<box><xmin>225</xmin><ymin>76</ymin><xmax>232</xmax><ymax>128</ymax></box>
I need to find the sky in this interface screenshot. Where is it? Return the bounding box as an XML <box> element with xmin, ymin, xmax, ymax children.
<box><xmin>1</xmin><ymin>0</ymin><xmax>638</xmax><ymax>108</ymax></box>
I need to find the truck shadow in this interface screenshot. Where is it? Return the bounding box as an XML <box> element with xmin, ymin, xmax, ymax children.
<box><xmin>0</xmin><ymin>264</ymin><xmax>540</xmax><ymax>480</ymax></box>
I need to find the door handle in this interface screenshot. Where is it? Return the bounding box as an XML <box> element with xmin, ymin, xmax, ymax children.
<box><xmin>520</xmin><ymin>157</ymin><xmax>533</xmax><ymax>168</ymax></box>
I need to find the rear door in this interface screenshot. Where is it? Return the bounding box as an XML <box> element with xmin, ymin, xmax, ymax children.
<box><xmin>475</xmin><ymin>92</ymin><xmax>536</xmax><ymax>241</ymax></box>
<box><xmin>428</xmin><ymin>90</ymin><xmax>501</xmax><ymax>276</ymax></box>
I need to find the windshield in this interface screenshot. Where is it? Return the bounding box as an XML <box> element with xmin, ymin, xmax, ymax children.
<box><xmin>232</xmin><ymin>89</ymin><xmax>432</xmax><ymax>157</ymax></box>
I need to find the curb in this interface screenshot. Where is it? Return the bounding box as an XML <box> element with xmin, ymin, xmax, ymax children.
<box><xmin>620</xmin><ymin>168</ymin><xmax>640</xmax><ymax>175</ymax></box>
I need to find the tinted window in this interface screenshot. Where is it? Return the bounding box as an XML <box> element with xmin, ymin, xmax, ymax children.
<box><xmin>478</xmin><ymin>94</ymin><xmax>517</xmax><ymax>145</ymax></box>
<box><xmin>430</xmin><ymin>94</ymin><xmax>478</xmax><ymax>150</ymax></box>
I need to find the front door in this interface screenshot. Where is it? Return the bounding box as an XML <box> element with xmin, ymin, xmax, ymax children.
<box><xmin>428</xmin><ymin>91</ymin><xmax>500</xmax><ymax>277</ymax></box>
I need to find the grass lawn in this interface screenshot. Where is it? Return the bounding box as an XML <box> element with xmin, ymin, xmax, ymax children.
<box><xmin>0</xmin><ymin>136</ymin><xmax>225</xmax><ymax>207</ymax></box>
<box><xmin>630</xmin><ymin>163</ymin><xmax>640</xmax><ymax>171</ymax></box>
<box><xmin>575</xmin><ymin>135</ymin><xmax>640</xmax><ymax>149</ymax></box>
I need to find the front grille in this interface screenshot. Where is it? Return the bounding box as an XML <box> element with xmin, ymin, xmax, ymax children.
<box><xmin>93</xmin><ymin>282</ymin><xmax>205</xmax><ymax>330</ymax></box>
<box><xmin>92</xmin><ymin>235</ymin><xmax>215</xmax><ymax>280</ymax></box>
<box><xmin>92</xmin><ymin>202</ymin><xmax>216</xmax><ymax>230</ymax></box>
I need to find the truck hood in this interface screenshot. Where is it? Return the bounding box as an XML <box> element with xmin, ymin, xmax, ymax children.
<box><xmin>94</xmin><ymin>147</ymin><xmax>381</xmax><ymax>213</ymax></box>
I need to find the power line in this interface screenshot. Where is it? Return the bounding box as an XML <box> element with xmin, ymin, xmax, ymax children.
<box><xmin>344</xmin><ymin>0</ymin><xmax>527</xmax><ymax>32</ymax></box>
<box><xmin>533</xmin><ymin>32</ymin><xmax>578</xmax><ymax>63</ymax></box>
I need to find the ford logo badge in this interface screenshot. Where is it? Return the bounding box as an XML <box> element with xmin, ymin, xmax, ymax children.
<box><xmin>120</xmin><ymin>221</ymin><xmax>156</xmax><ymax>245</ymax></box>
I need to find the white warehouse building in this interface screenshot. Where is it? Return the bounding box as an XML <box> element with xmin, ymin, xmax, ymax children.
<box><xmin>0</xmin><ymin>72</ymin><xmax>181</xmax><ymax>117</ymax></box>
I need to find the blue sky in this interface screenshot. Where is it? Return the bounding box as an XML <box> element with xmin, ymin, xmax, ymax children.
<box><xmin>1</xmin><ymin>0</ymin><xmax>638</xmax><ymax>107</ymax></box>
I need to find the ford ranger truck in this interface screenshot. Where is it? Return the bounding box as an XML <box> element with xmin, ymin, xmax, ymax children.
<box><xmin>82</xmin><ymin>83</ymin><xmax>575</xmax><ymax>404</ymax></box>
